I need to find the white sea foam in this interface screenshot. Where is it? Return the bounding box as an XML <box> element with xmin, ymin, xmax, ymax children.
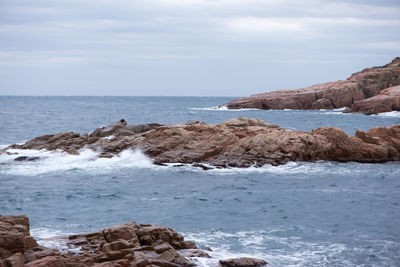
<box><xmin>29</xmin><ymin>227</ymin><xmax>400</xmax><ymax>266</ymax></box>
<box><xmin>0</xmin><ymin>148</ymin><xmax>154</xmax><ymax>176</ymax></box>
<box><xmin>190</xmin><ymin>106</ymin><xmax>259</xmax><ymax>111</ymax></box>
<box><xmin>183</xmin><ymin>230</ymin><xmax>356</xmax><ymax>267</ymax></box>
<box><xmin>31</xmin><ymin>228</ymin><xmax>79</xmax><ymax>253</ymax></box>
<box><xmin>165</xmin><ymin>161</ymin><xmax>373</xmax><ymax>176</ymax></box>
<box><xmin>1</xmin><ymin>146</ymin><xmax>394</xmax><ymax>176</ymax></box>
<box><xmin>376</xmin><ymin>111</ymin><xmax>400</xmax><ymax>117</ymax></box>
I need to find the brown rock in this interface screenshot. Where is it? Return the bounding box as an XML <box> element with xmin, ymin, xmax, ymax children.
<box><xmin>24</xmin><ymin>256</ymin><xmax>67</xmax><ymax>267</ymax></box>
<box><xmin>179</xmin><ymin>249</ymin><xmax>211</xmax><ymax>258</ymax></box>
<box><xmin>0</xmin><ymin>215</ymin><xmax>198</xmax><ymax>267</ymax></box>
<box><xmin>0</xmin><ymin>214</ymin><xmax>37</xmax><ymax>258</ymax></box>
<box><xmin>225</xmin><ymin>57</ymin><xmax>400</xmax><ymax>113</ymax></box>
<box><xmin>219</xmin><ymin>257</ymin><xmax>268</xmax><ymax>267</ymax></box>
<box><xmin>4</xmin><ymin>118</ymin><xmax>400</xmax><ymax>167</ymax></box>
<box><xmin>103</xmin><ymin>222</ymin><xmax>140</xmax><ymax>245</ymax></box>
<box><xmin>5</xmin><ymin>253</ymin><xmax>25</xmax><ymax>267</ymax></box>
<box><xmin>346</xmin><ymin>85</ymin><xmax>400</xmax><ymax>114</ymax></box>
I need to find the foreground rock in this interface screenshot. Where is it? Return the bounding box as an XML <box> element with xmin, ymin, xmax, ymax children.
<box><xmin>1</xmin><ymin>214</ymin><xmax>267</xmax><ymax>267</ymax></box>
<box><xmin>224</xmin><ymin>57</ymin><xmax>400</xmax><ymax>114</ymax></box>
<box><xmin>1</xmin><ymin>214</ymin><xmax>194</xmax><ymax>267</ymax></box>
<box><xmin>3</xmin><ymin>118</ymin><xmax>400</xmax><ymax>167</ymax></box>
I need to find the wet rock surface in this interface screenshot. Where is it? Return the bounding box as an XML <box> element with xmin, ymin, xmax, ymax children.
<box><xmin>2</xmin><ymin>214</ymin><xmax>251</xmax><ymax>267</ymax></box>
<box><xmin>3</xmin><ymin>118</ymin><xmax>400</xmax><ymax>167</ymax></box>
<box><xmin>219</xmin><ymin>257</ymin><xmax>268</xmax><ymax>267</ymax></box>
<box><xmin>225</xmin><ymin>57</ymin><xmax>400</xmax><ymax>114</ymax></box>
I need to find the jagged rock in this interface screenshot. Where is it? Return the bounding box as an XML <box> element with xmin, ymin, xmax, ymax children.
<box><xmin>4</xmin><ymin>252</ymin><xmax>25</xmax><ymax>267</ymax></box>
<box><xmin>0</xmin><ymin>214</ymin><xmax>37</xmax><ymax>258</ymax></box>
<box><xmin>345</xmin><ymin>85</ymin><xmax>400</xmax><ymax>114</ymax></box>
<box><xmin>0</xmin><ymin>215</ymin><xmax>206</xmax><ymax>267</ymax></box>
<box><xmin>221</xmin><ymin>118</ymin><xmax>279</xmax><ymax>128</ymax></box>
<box><xmin>224</xmin><ymin>57</ymin><xmax>400</xmax><ymax>114</ymax></box>
<box><xmin>2</xmin><ymin>118</ymin><xmax>400</xmax><ymax>167</ymax></box>
<box><xmin>180</xmin><ymin>249</ymin><xmax>211</xmax><ymax>258</ymax></box>
<box><xmin>219</xmin><ymin>257</ymin><xmax>268</xmax><ymax>267</ymax></box>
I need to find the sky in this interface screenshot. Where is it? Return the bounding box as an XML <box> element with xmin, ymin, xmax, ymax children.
<box><xmin>0</xmin><ymin>0</ymin><xmax>399</xmax><ymax>96</ymax></box>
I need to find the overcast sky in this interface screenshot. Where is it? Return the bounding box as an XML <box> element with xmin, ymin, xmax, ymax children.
<box><xmin>0</xmin><ymin>0</ymin><xmax>399</xmax><ymax>96</ymax></box>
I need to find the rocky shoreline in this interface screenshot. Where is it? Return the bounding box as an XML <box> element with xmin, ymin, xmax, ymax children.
<box><xmin>224</xmin><ymin>57</ymin><xmax>400</xmax><ymax>115</ymax></box>
<box><xmin>0</xmin><ymin>214</ymin><xmax>267</xmax><ymax>266</ymax></box>
<box><xmin>2</xmin><ymin>118</ymin><xmax>400</xmax><ymax>167</ymax></box>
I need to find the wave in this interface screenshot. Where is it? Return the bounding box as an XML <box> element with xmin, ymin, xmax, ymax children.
<box><xmin>376</xmin><ymin>111</ymin><xmax>400</xmax><ymax>117</ymax></box>
<box><xmin>190</xmin><ymin>106</ymin><xmax>260</xmax><ymax>111</ymax></box>
<box><xmin>165</xmin><ymin>161</ymin><xmax>393</xmax><ymax>177</ymax></box>
<box><xmin>183</xmin><ymin>229</ymin><xmax>398</xmax><ymax>267</ymax></box>
<box><xmin>1</xmin><ymin>147</ymin><xmax>397</xmax><ymax>176</ymax></box>
<box><xmin>0</xmin><ymin>148</ymin><xmax>154</xmax><ymax>176</ymax></box>
<box><xmin>28</xmin><ymin>225</ymin><xmax>400</xmax><ymax>267</ymax></box>
<box><xmin>31</xmin><ymin>228</ymin><xmax>79</xmax><ymax>253</ymax></box>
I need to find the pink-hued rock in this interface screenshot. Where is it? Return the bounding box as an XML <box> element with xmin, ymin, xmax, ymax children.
<box><xmin>225</xmin><ymin>57</ymin><xmax>400</xmax><ymax>113</ymax></box>
<box><xmin>345</xmin><ymin>85</ymin><xmax>400</xmax><ymax>114</ymax></box>
<box><xmin>219</xmin><ymin>257</ymin><xmax>268</xmax><ymax>266</ymax></box>
<box><xmin>0</xmin><ymin>215</ymin><xmax>37</xmax><ymax>258</ymax></box>
<box><xmin>3</xmin><ymin>118</ymin><xmax>400</xmax><ymax>166</ymax></box>
<box><xmin>0</xmin><ymin>214</ymin><xmax>203</xmax><ymax>267</ymax></box>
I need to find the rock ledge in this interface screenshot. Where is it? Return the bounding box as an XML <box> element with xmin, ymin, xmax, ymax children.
<box><xmin>2</xmin><ymin>118</ymin><xmax>400</xmax><ymax>167</ymax></box>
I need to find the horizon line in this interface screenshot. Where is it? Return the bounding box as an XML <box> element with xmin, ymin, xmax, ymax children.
<box><xmin>0</xmin><ymin>95</ymin><xmax>244</xmax><ymax>98</ymax></box>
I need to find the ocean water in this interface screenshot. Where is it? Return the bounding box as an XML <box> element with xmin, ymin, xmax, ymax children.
<box><xmin>0</xmin><ymin>96</ymin><xmax>400</xmax><ymax>266</ymax></box>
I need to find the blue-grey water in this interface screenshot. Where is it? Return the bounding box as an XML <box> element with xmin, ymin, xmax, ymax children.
<box><xmin>0</xmin><ymin>96</ymin><xmax>400</xmax><ymax>266</ymax></box>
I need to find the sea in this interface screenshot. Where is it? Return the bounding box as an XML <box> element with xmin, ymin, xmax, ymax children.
<box><xmin>0</xmin><ymin>96</ymin><xmax>400</xmax><ymax>266</ymax></box>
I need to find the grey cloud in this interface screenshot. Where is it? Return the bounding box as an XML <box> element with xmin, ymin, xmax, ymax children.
<box><xmin>0</xmin><ymin>0</ymin><xmax>399</xmax><ymax>96</ymax></box>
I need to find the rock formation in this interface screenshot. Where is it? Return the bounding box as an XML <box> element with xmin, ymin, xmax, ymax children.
<box><xmin>219</xmin><ymin>257</ymin><xmax>267</xmax><ymax>267</ymax></box>
<box><xmin>2</xmin><ymin>118</ymin><xmax>400</xmax><ymax>167</ymax></box>
<box><xmin>0</xmin><ymin>214</ymin><xmax>268</xmax><ymax>266</ymax></box>
<box><xmin>224</xmin><ymin>57</ymin><xmax>400</xmax><ymax>114</ymax></box>
<box><xmin>344</xmin><ymin>85</ymin><xmax>400</xmax><ymax>115</ymax></box>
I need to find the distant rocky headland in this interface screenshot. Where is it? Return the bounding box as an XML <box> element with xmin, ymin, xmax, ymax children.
<box><xmin>2</xmin><ymin>118</ymin><xmax>399</xmax><ymax>167</ymax></box>
<box><xmin>0</xmin><ymin>214</ymin><xmax>267</xmax><ymax>266</ymax></box>
<box><xmin>224</xmin><ymin>57</ymin><xmax>400</xmax><ymax>115</ymax></box>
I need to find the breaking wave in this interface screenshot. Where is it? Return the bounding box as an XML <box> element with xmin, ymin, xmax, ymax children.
<box><xmin>0</xmin><ymin>148</ymin><xmax>154</xmax><ymax>176</ymax></box>
<box><xmin>376</xmin><ymin>111</ymin><xmax>400</xmax><ymax>117</ymax></box>
<box><xmin>190</xmin><ymin>106</ymin><xmax>259</xmax><ymax>111</ymax></box>
<box><xmin>1</xmin><ymin>147</ymin><xmax>397</xmax><ymax>177</ymax></box>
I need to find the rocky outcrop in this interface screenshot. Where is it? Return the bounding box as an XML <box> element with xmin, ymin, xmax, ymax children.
<box><xmin>3</xmin><ymin>118</ymin><xmax>400</xmax><ymax>167</ymax></box>
<box><xmin>1</xmin><ymin>215</ymin><xmax>267</xmax><ymax>267</ymax></box>
<box><xmin>0</xmin><ymin>215</ymin><xmax>198</xmax><ymax>266</ymax></box>
<box><xmin>224</xmin><ymin>57</ymin><xmax>400</xmax><ymax>114</ymax></box>
<box><xmin>0</xmin><ymin>215</ymin><xmax>37</xmax><ymax>259</ymax></box>
<box><xmin>344</xmin><ymin>85</ymin><xmax>400</xmax><ymax>115</ymax></box>
<box><xmin>219</xmin><ymin>257</ymin><xmax>267</xmax><ymax>267</ymax></box>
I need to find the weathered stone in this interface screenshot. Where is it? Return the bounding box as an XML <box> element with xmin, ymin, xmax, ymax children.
<box><xmin>3</xmin><ymin>118</ymin><xmax>400</xmax><ymax>167</ymax></box>
<box><xmin>346</xmin><ymin>85</ymin><xmax>400</xmax><ymax>114</ymax></box>
<box><xmin>24</xmin><ymin>256</ymin><xmax>68</xmax><ymax>267</ymax></box>
<box><xmin>1</xmin><ymin>215</ymin><xmax>200</xmax><ymax>267</ymax></box>
<box><xmin>103</xmin><ymin>222</ymin><xmax>140</xmax><ymax>244</ymax></box>
<box><xmin>5</xmin><ymin>253</ymin><xmax>25</xmax><ymax>267</ymax></box>
<box><xmin>219</xmin><ymin>257</ymin><xmax>268</xmax><ymax>267</ymax></box>
<box><xmin>0</xmin><ymin>214</ymin><xmax>37</xmax><ymax>258</ymax></box>
<box><xmin>179</xmin><ymin>249</ymin><xmax>211</xmax><ymax>258</ymax></box>
<box><xmin>224</xmin><ymin>57</ymin><xmax>400</xmax><ymax>114</ymax></box>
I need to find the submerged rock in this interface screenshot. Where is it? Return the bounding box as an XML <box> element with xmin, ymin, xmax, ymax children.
<box><xmin>13</xmin><ymin>156</ymin><xmax>40</xmax><ymax>162</ymax></box>
<box><xmin>2</xmin><ymin>118</ymin><xmax>400</xmax><ymax>167</ymax></box>
<box><xmin>224</xmin><ymin>57</ymin><xmax>400</xmax><ymax>114</ymax></box>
